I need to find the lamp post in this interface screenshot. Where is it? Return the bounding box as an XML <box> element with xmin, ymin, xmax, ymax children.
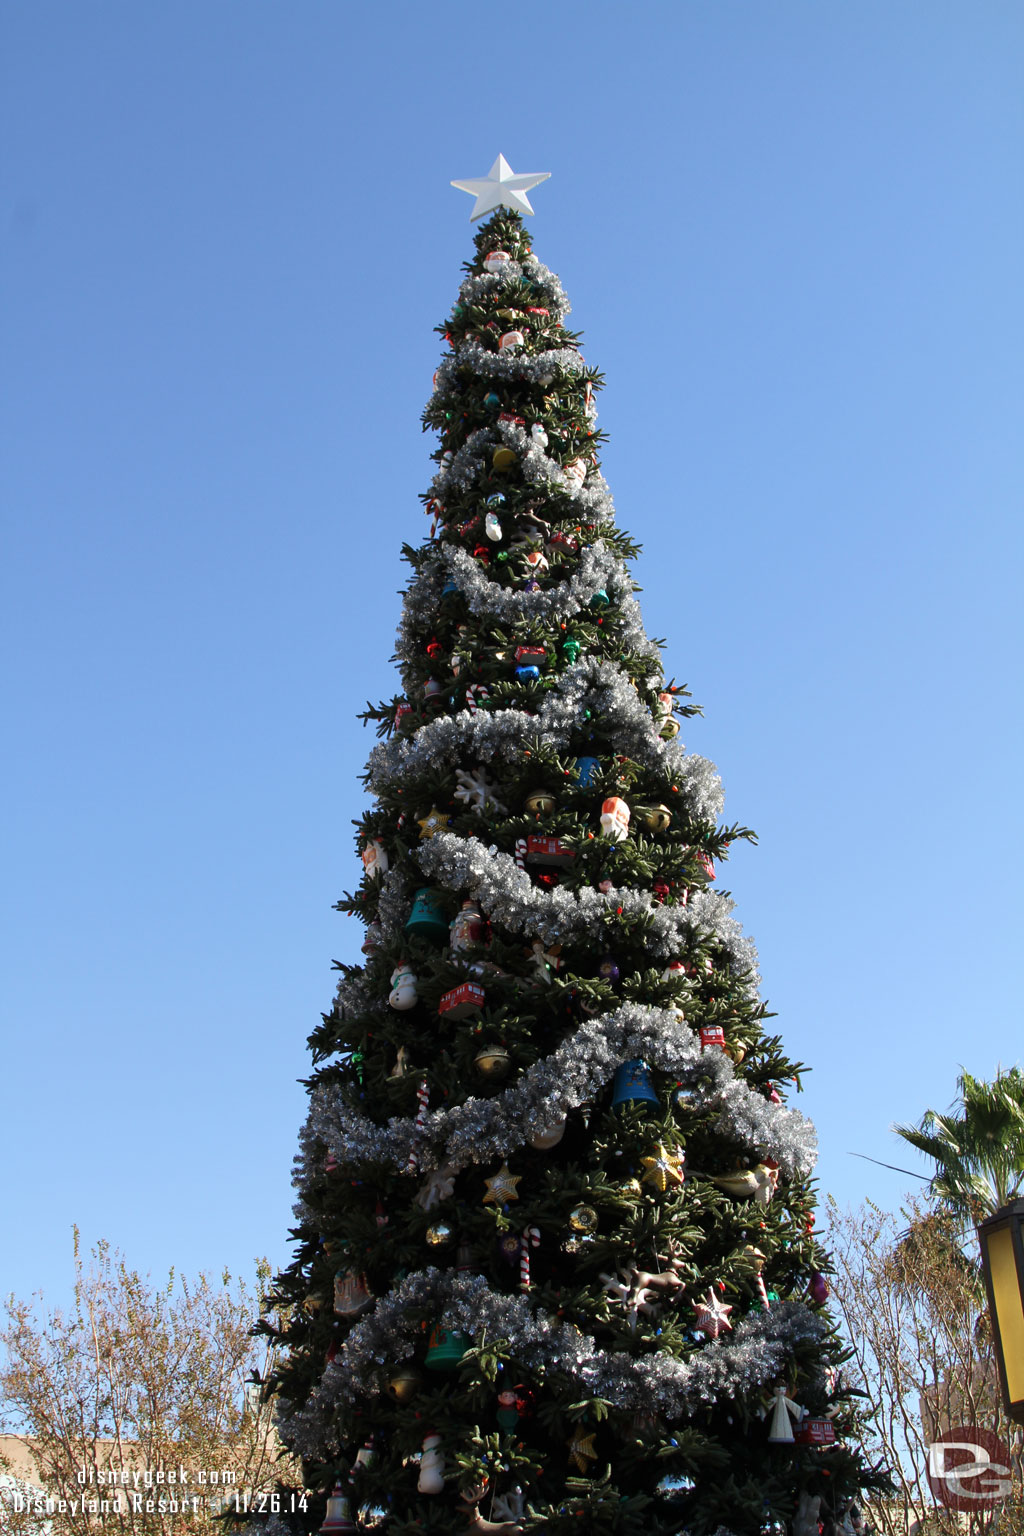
<box><xmin>977</xmin><ymin>1198</ymin><xmax>1024</xmax><ymax>1425</ymax></box>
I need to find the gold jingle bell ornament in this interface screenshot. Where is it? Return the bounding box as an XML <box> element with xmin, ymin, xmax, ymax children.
<box><xmin>474</xmin><ymin>1043</ymin><xmax>511</xmax><ymax>1078</ymax></box>
<box><xmin>643</xmin><ymin>803</ymin><xmax>673</xmax><ymax>832</ymax></box>
<box><xmin>387</xmin><ymin>1366</ymin><xmax>423</xmax><ymax>1403</ymax></box>
<box><xmin>524</xmin><ymin>788</ymin><xmax>556</xmax><ymax>815</ymax></box>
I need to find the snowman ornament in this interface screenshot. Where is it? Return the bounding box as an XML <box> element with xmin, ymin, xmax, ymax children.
<box><xmin>417</xmin><ymin>1433</ymin><xmax>445</xmax><ymax>1494</ymax></box>
<box><xmin>389</xmin><ymin>964</ymin><xmax>418</xmax><ymax>1011</ymax></box>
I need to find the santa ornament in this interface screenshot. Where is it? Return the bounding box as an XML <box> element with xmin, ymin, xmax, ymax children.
<box><xmin>600</xmin><ymin>797</ymin><xmax>631</xmax><ymax>841</ymax></box>
<box><xmin>360</xmin><ymin>840</ymin><xmax>388</xmax><ymax>879</ymax></box>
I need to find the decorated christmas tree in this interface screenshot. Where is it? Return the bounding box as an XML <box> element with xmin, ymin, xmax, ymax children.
<box><xmin>260</xmin><ymin>161</ymin><xmax>877</xmax><ymax>1536</ymax></box>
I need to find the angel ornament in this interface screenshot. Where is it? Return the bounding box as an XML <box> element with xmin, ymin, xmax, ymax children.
<box><xmin>414</xmin><ymin>1163</ymin><xmax>457</xmax><ymax>1211</ymax></box>
<box><xmin>765</xmin><ymin>1379</ymin><xmax>805</xmax><ymax>1443</ymax></box>
<box><xmin>527</xmin><ymin>938</ymin><xmax>562</xmax><ymax>984</ymax></box>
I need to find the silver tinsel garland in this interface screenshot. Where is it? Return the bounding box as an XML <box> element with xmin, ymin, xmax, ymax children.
<box><xmin>271</xmin><ymin>237</ymin><xmax>847</xmax><ymax>1522</ymax></box>
<box><xmin>367</xmin><ymin>663</ymin><xmax>724</xmax><ymax>823</ymax></box>
<box><xmin>276</xmin><ymin>1268</ymin><xmax>828</xmax><ymax>1458</ymax></box>
<box><xmin>294</xmin><ymin>999</ymin><xmax>817</xmax><ymax>1190</ymax></box>
<box><xmin>395</xmin><ymin>541</ymin><xmax>628</xmax><ymax>652</ymax></box>
<box><xmin>414</xmin><ymin>833</ymin><xmax>748</xmax><ymax>971</ymax></box>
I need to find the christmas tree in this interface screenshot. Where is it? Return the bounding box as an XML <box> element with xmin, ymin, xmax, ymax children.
<box><xmin>261</xmin><ymin>165</ymin><xmax>877</xmax><ymax>1536</ymax></box>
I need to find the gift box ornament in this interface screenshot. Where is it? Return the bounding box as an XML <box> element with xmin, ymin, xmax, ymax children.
<box><xmin>405</xmin><ymin>887</ymin><xmax>450</xmax><ymax>942</ymax></box>
<box><xmin>439</xmin><ymin>982</ymin><xmax>485</xmax><ymax>1020</ymax></box>
<box><xmin>612</xmin><ymin>1059</ymin><xmax>661</xmax><ymax>1109</ymax></box>
<box><xmin>424</xmin><ymin>1326</ymin><xmax>470</xmax><ymax>1371</ymax></box>
<box><xmin>514</xmin><ymin>646</ymin><xmax>546</xmax><ymax>670</ymax></box>
<box><xmin>527</xmin><ymin>835</ymin><xmax>575</xmax><ymax>868</ymax></box>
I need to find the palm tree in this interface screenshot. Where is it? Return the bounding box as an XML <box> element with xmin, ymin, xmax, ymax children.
<box><xmin>894</xmin><ymin>1066</ymin><xmax>1024</xmax><ymax>1224</ymax></box>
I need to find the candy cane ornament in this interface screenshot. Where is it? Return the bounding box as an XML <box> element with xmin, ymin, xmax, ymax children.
<box><xmin>520</xmin><ymin>1227</ymin><xmax>541</xmax><ymax>1290</ymax></box>
<box><xmin>465</xmin><ymin>684</ymin><xmax>490</xmax><ymax>716</ymax></box>
<box><xmin>514</xmin><ymin>839</ymin><xmax>528</xmax><ymax>871</ymax></box>
<box><xmin>755</xmin><ymin>1273</ymin><xmax>770</xmax><ymax>1311</ymax></box>
<box><xmin>406</xmin><ymin>1079</ymin><xmax>430</xmax><ymax>1174</ymax></box>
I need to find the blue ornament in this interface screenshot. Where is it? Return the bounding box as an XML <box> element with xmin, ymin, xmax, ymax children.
<box><xmin>441</xmin><ymin>581</ymin><xmax>458</xmax><ymax>598</ymax></box>
<box><xmin>483</xmin><ymin>392</ymin><xmax>501</xmax><ymax>410</ymax></box>
<box><xmin>404</xmin><ymin>887</ymin><xmax>449</xmax><ymax>942</ymax></box>
<box><xmin>515</xmin><ymin>665</ymin><xmax>540</xmax><ymax>682</ymax></box>
<box><xmin>598</xmin><ymin>956</ymin><xmax>621</xmax><ymax>984</ymax></box>
<box><xmin>611</xmin><ymin>1059</ymin><xmax>661</xmax><ymax>1109</ymax></box>
<box><xmin>575</xmin><ymin>756</ymin><xmax>600</xmax><ymax>786</ymax></box>
<box><xmin>486</xmin><ymin>492</ymin><xmax>506</xmax><ymax>507</ymax></box>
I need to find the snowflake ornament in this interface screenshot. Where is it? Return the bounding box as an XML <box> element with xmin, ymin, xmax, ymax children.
<box><xmin>454</xmin><ymin>767</ymin><xmax>508</xmax><ymax>814</ymax></box>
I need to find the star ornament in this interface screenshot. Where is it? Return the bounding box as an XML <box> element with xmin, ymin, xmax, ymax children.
<box><xmin>566</xmin><ymin>1429</ymin><xmax>598</xmax><ymax>1471</ymax></box>
<box><xmin>483</xmin><ymin>1163</ymin><xmax>522</xmax><ymax>1205</ymax></box>
<box><xmin>451</xmin><ymin>154</ymin><xmax>551</xmax><ymax>221</ymax></box>
<box><xmin>640</xmin><ymin>1143</ymin><xmax>686</xmax><ymax>1192</ymax></box>
<box><xmin>693</xmin><ymin>1287</ymin><xmax>733</xmax><ymax>1339</ymax></box>
<box><xmin>417</xmin><ymin>808</ymin><xmax>452</xmax><ymax>839</ymax></box>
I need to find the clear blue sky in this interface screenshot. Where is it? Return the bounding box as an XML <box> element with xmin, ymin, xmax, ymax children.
<box><xmin>3</xmin><ymin>1</ymin><xmax>1022</xmax><ymax>1308</ymax></box>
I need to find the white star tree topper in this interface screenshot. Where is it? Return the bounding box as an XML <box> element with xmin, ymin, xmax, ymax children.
<box><xmin>451</xmin><ymin>154</ymin><xmax>551</xmax><ymax>221</ymax></box>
